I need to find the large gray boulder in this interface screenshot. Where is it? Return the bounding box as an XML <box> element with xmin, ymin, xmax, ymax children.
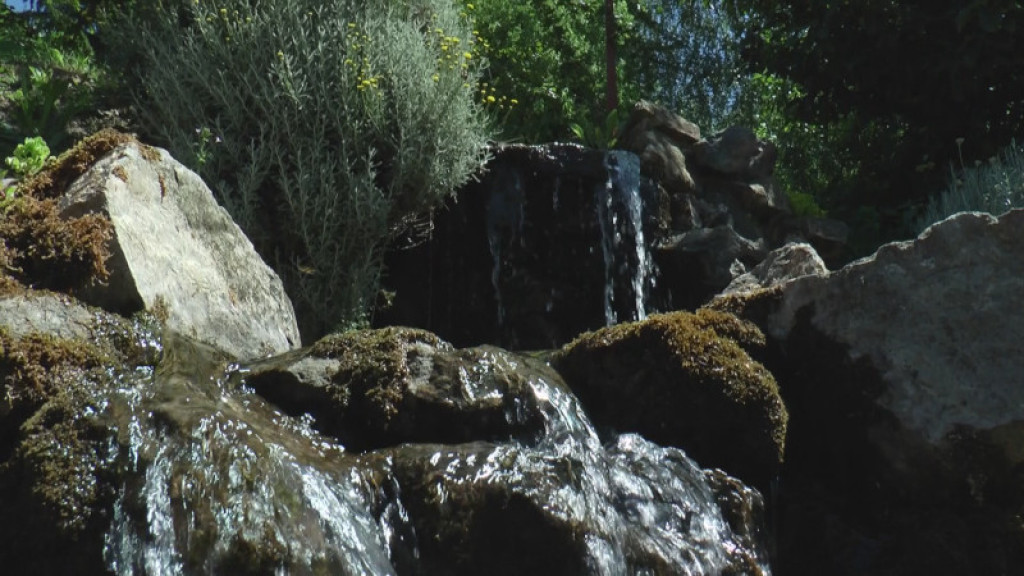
<box><xmin>745</xmin><ymin>210</ymin><xmax>1024</xmax><ymax>444</ymax></box>
<box><xmin>711</xmin><ymin>209</ymin><xmax>1024</xmax><ymax>576</ymax></box>
<box><xmin>58</xmin><ymin>142</ymin><xmax>300</xmax><ymax>360</ymax></box>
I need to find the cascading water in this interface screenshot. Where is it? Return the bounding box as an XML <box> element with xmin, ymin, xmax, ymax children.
<box><xmin>597</xmin><ymin>150</ymin><xmax>655</xmax><ymax>326</ymax></box>
<box><xmin>101</xmin><ymin>334</ymin><xmax>397</xmax><ymax>575</ymax></box>
<box><xmin>94</xmin><ymin>331</ymin><xmax>770</xmax><ymax>575</ymax></box>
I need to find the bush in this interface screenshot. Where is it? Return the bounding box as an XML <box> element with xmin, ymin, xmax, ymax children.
<box><xmin>913</xmin><ymin>139</ymin><xmax>1024</xmax><ymax>234</ymax></box>
<box><xmin>102</xmin><ymin>0</ymin><xmax>491</xmax><ymax>339</ymax></box>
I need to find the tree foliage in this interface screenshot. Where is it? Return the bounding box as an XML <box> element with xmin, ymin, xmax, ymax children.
<box><xmin>726</xmin><ymin>0</ymin><xmax>1024</xmax><ymax>248</ymax></box>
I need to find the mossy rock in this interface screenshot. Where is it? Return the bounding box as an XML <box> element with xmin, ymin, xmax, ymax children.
<box><xmin>0</xmin><ymin>129</ymin><xmax>149</xmax><ymax>292</ymax></box>
<box><xmin>247</xmin><ymin>326</ymin><xmax>552</xmax><ymax>451</ymax></box>
<box><xmin>553</xmin><ymin>309</ymin><xmax>787</xmax><ymax>488</ymax></box>
<box><xmin>0</xmin><ymin>302</ymin><xmax>162</xmax><ymax>575</ymax></box>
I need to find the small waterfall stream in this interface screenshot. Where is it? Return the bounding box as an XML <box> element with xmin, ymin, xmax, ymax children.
<box><xmin>597</xmin><ymin>150</ymin><xmax>655</xmax><ymax>325</ymax></box>
<box><xmin>94</xmin><ymin>332</ymin><xmax>770</xmax><ymax>575</ymax></box>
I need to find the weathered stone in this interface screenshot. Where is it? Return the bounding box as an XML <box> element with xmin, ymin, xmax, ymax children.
<box><xmin>692</xmin><ymin>126</ymin><xmax>777</xmax><ymax>179</ymax></box>
<box><xmin>722</xmin><ymin>242</ymin><xmax>827</xmax><ymax>296</ymax></box>
<box><xmin>747</xmin><ymin>210</ymin><xmax>1024</xmax><ymax>444</ymax></box>
<box><xmin>619</xmin><ymin>99</ymin><xmax>702</xmax><ymax>149</ymax></box>
<box><xmin>58</xmin><ymin>142</ymin><xmax>300</xmax><ymax>360</ymax></box>
<box><xmin>711</xmin><ymin>209</ymin><xmax>1024</xmax><ymax>575</ymax></box>
<box><xmin>553</xmin><ymin>309</ymin><xmax>788</xmax><ymax>489</ymax></box>
<box><xmin>619</xmin><ymin>101</ymin><xmax>700</xmax><ymax>198</ymax></box>
<box><xmin>0</xmin><ymin>289</ymin><xmax>104</xmax><ymax>342</ymax></box>
<box><xmin>710</xmin><ymin>177</ymin><xmax>791</xmax><ymax>217</ymax></box>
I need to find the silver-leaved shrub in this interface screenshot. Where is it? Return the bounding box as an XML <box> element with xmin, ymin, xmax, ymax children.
<box><xmin>104</xmin><ymin>0</ymin><xmax>490</xmax><ymax>338</ymax></box>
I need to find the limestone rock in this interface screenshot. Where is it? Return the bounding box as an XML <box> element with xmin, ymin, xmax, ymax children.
<box><xmin>722</xmin><ymin>242</ymin><xmax>827</xmax><ymax>296</ymax></box>
<box><xmin>747</xmin><ymin>210</ymin><xmax>1024</xmax><ymax>444</ymax></box>
<box><xmin>711</xmin><ymin>209</ymin><xmax>1024</xmax><ymax>575</ymax></box>
<box><xmin>59</xmin><ymin>142</ymin><xmax>300</xmax><ymax>360</ymax></box>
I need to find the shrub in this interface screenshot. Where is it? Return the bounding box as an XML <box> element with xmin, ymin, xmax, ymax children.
<box><xmin>102</xmin><ymin>0</ymin><xmax>491</xmax><ymax>339</ymax></box>
<box><xmin>913</xmin><ymin>139</ymin><xmax>1024</xmax><ymax>233</ymax></box>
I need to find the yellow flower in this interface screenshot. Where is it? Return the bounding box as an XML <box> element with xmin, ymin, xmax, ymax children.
<box><xmin>486</xmin><ymin>95</ymin><xmax>495</xmax><ymax>103</ymax></box>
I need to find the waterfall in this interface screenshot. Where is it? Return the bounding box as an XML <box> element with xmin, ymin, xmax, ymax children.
<box><xmin>102</xmin><ymin>334</ymin><xmax>396</xmax><ymax>575</ymax></box>
<box><xmin>598</xmin><ymin>150</ymin><xmax>655</xmax><ymax>325</ymax></box>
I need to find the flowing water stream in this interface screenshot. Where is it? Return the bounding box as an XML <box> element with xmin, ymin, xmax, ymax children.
<box><xmin>93</xmin><ymin>332</ymin><xmax>769</xmax><ymax>574</ymax></box>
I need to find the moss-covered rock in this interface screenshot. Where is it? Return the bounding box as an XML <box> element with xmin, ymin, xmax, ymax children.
<box><xmin>0</xmin><ymin>295</ymin><xmax>162</xmax><ymax>575</ymax></box>
<box><xmin>245</xmin><ymin>326</ymin><xmax>552</xmax><ymax>451</ymax></box>
<box><xmin>0</xmin><ymin>130</ymin><xmax>146</xmax><ymax>293</ymax></box>
<box><xmin>553</xmin><ymin>309</ymin><xmax>787</xmax><ymax>488</ymax></box>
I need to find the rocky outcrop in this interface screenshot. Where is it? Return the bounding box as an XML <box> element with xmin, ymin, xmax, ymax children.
<box><xmin>617</xmin><ymin>101</ymin><xmax>848</xmax><ymax>309</ymax></box>
<box><xmin>58</xmin><ymin>140</ymin><xmax>300</xmax><ymax>360</ymax></box>
<box><xmin>710</xmin><ymin>209</ymin><xmax>1024</xmax><ymax>575</ymax></box>
<box><xmin>553</xmin><ymin>309</ymin><xmax>788</xmax><ymax>489</ymax></box>
<box><xmin>235</xmin><ymin>325</ymin><xmax>772</xmax><ymax>574</ymax></box>
<box><xmin>722</xmin><ymin>242</ymin><xmax>828</xmax><ymax>296</ymax></box>
<box><xmin>1</xmin><ymin>130</ymin><xmax>780</xmax><ymax>575</ymax></box>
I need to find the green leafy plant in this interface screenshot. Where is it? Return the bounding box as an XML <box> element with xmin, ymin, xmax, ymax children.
<box><xmin>0</xmin><ymin>6</ymin><xmax>107</xmax><ymax>158</ymax></box>
<box><xmin>5</xmin><ymin>135</ymin><xmax>51</xmax><ymax>178</ymax></box>
<box><xmin>570</xmin><ymin>107</ymin><xmax>621</xmax><ymax>149</ymax></box>
<box><xmin>104</xmin><ymin>0</ymin><xmax>491</xmax><ymax>339</ymax></box>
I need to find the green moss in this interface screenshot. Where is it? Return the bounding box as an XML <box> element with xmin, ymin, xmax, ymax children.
<box><xmin>705</xmin><ymin>286</ymin><xmax>785</xmax><ymax>329</ymax></box>
<box><xmin>555</xmin><ymin>310</ymin><xmax>788</xmax><ymax>488</ymax></box>
<box><xmin>311</xmin><ymin>326</ymin><xmax>442</xmax><ymax>425</ymax></box>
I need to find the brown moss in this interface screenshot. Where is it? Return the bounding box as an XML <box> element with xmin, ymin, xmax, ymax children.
<box><xmin>0</xmin><ymin>194</ymin><xmax>112</xmax><ymax>291</ymax></box>
<box><xmin>555</xmin><ymin>310</ymin><xmax>788</xmax><ymax>488</ymax></box>
<box><xmin>17</xmin><ymin>128</ymin><xmax>144</xmax><ymax>200</ymax></box>
<box><xmin>0</xmin><ymin>326</ymin><xmax>113</xmax><ymax>415</ymax></box>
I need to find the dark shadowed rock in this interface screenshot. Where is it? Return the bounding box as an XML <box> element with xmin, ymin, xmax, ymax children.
<box><xmin>711</xmin><ymin>209</ymin><xmax>1024</xmax><ymax>575</ymax></box>
<box><xmin>59</xmin><ymin>141</ymin><xmax>300</xmax><ymax>360</ymax></box>
<box><xmin>552</xmin><ymin>309</ymin><xmax>788</xmax><ymax>489</ymax></box>
<box><xmin>241</xmin><ymin>326</ymin><xmax>549</xmax><ymax>451</ymax></box>
<box><xmin>378</xmin><ymin>143</ymin><xmax>665</xmax><ymax>350</ymax></box>
<box><xmin>655</xmin><ymin>225</ymin><xmax>769</xmax><ymax>309</ymax></box>
<box><xmin>692</xmin><ymin>126</ymin><xmax>777</xmax><ymax>180</ymax></box>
